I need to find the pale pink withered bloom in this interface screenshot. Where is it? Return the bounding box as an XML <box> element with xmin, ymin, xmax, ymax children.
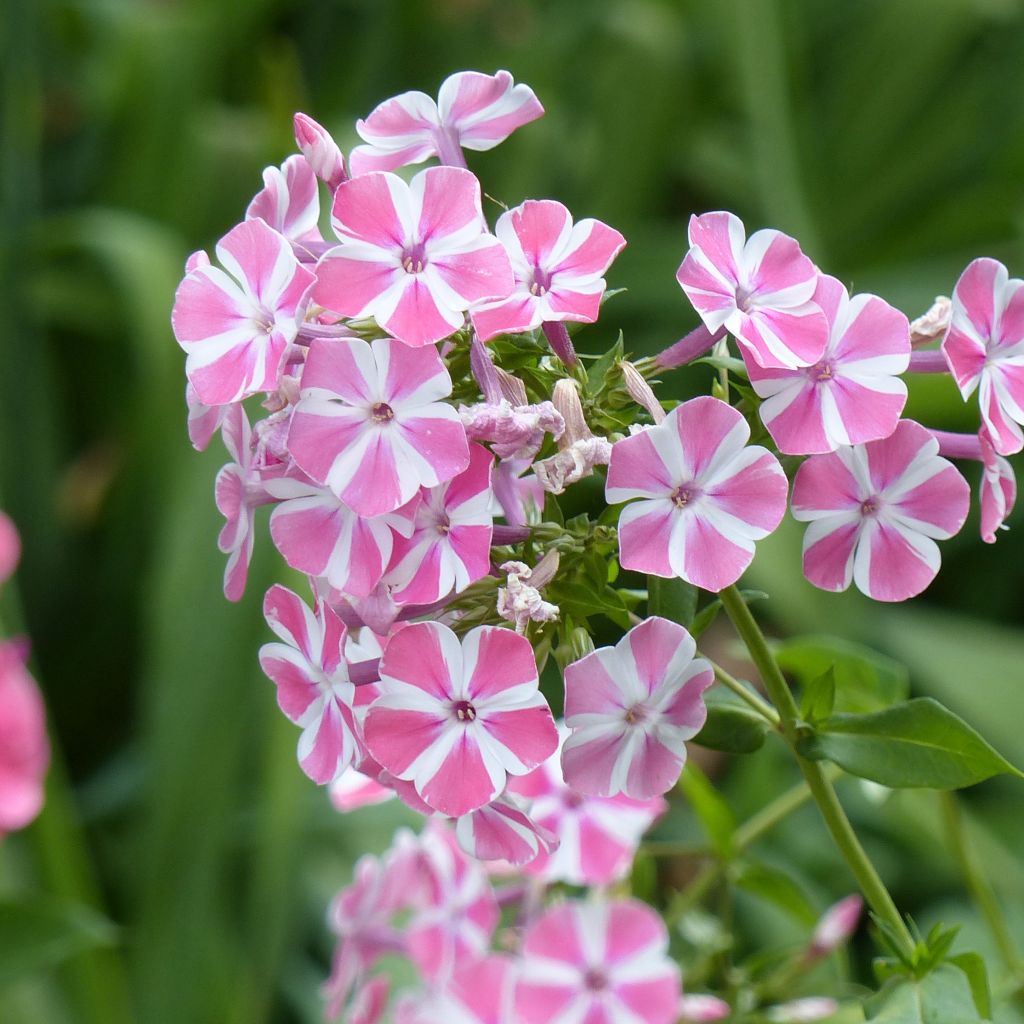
<box><xmin>258</xmin><ymin>584</ymin><xmax>358</xmax><ymax>784</ymax></box>
<box><xmin>561</xmin><ymin>617</ymin><xmax>713</xmax><ymax>800</ymax></box>
<box><xmin>315</xmin><ymin>166</ymin><xmax>513</xmax><ymax>348</ymax></box>
<box><xmin>0</xmin><ymin>641</ymin><xmax>49</xmax><ymax>838</ymax></box>
<box><xmin>765</xmin><ymin>998</ymin><xmax>839</xmax><ymax>1023</ymax></box>
<box><xmin>792</xmin><ymin>420</ymin><xmax>971</xmax><ymax>602</ymax></box>
<box><xmin>293</xmin><ymin>112</ymin><xmax>346</xmax><ymax>190</ymax></box>
<box><xmin>980</xmin><ymin>429</ymin><xmax>1016</xmax><ymax>543</ymax></box>
<box><xmin>809</xmin><ymin>894</ymin><xmax>862</xmax><ymax>957</ymax></box>
<box><xmin>350</xmin><ymin>70</ymin><xmax>543</xmax><ymax>174</ymax></box>
<box><xmin>246</xmin><ymin>154</ymin><xmax>321</xmax><ymax>243</ymax></box>
<box><xmin>943</xmin><ymin>257</ymin><xmax>1024</xmax><ymax>455</ymax></box>
<box><xmin>364</xmin><ymin>622</ymin><xmax>557</xmax><ymax>818</ymax></box>
<box><xmin>679</xmin><ymin>994</ymin><xmax>732</xmax><ymax>1022</ymax></box>
<box><xmin>267</xmin><ymin>470</ymin><xmax>419</xmax><ymax>598</ymax></box>
<box><xmin>384</xmin><ymin>443</ymin><xmax>494</xmax><ymax>606</ymax></box>
<box><xmin>287</xmin><ymin>336</ymin><xmax>469</xmax><ymax>517</ymax></box>
<box><xmin>454</xmin><ymin>791</ymin><xmax>557</xmax><ymax>866</ymax></box>
<box><xmin>0</xmin><ymin>511</ymin><xmax>20</xmax><ymax>586</ymax></box>
<box><xmin>677</xmin><ymin>211</ymin><xmax>828</xmax><ymax>370</ymax></box>
<box><xmin>470</xmin><ymin>200</ymin><xmax>626</xmax><ymax>341</ymax></box>
<box><xmin>747</xmin><ymin>274</ymin><xmax>910</xmax><ymax>454</ymax></box>
<box><xmin>606</xmin><ymin>396</ymin><xmax>789</xmax><ymax>592</ymax></box>
<box><xmin>515</xmin><ymin>899</ymin><xmax>681</xmax><ymax>1024</ymax></box>
<box><xmin>510</xmin><ymin>725</ymin><xmax>667</xmax><ymax>885</ymax></box>
<box><xmin>459</xmin><ymin>399</ymin><xmax>563</xmax><ymax>460</ymax></box>
<box><xmin>172</xmin><ymin>218</ymin><xmax>315</xmax><ymax>405</ymax></box>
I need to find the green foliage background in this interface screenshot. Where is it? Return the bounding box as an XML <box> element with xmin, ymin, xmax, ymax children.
<box><xmin>2</xmin><ymin>1</ymin><xmax>1024</xmax><ymax>1020</ymax></box>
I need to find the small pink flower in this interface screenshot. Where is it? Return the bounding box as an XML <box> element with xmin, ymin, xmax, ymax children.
<box><xmin>980</xmin><ymin>428</ymin><xmax>1016</xmax><ymax>543</ymax></box>
<box><xmin>293</xmin><ymin>112</ymin><xmax>346</xmax><ymax>190</ymax></box>
<box><xmin>0</xmin><ymin>511</ymin><xmax>21</xmax><ymax>586</ymax></box>
<box><xmin>246</xmin><ymin>154</ymin><xmax>321</xmax><ymax>243</ymax></box>
<box><xmin>607</xmin><ymin>396</ymin><xmax>789</xmax><ymax>591</ymax></box>
<box><xmin>766</xmin><ymin>998</ymin><xmax>839</xmax><ymax>1023</ymax></box>
<box><xmin>258</xmin><ymin>585</ymin><xmax>358</xmax><ymax>784</ymax></box>
<box><xmin>677</xmin><ymin>211</ymin><xmax>828</xmax><ymax>369</ymax></box>
<box><xmin>287</xmin><ymin>336</ymin><xmax>469</xmax><ymax>517</ymax></box>
<box><xmin>384</xmin><ymin>443</ymin><xmax>494</xmax><ymax>606</ymax></box>
<box><xmin>364</xmin><ymin>622</ymin><xmax>557</xmax><ymax>817</ymax></box>
<box><xmin>185</xmin><ymin>382</ymin><xmax>229</xmax><ymax>452</ymax></box>
<box><xmin>792</xmin><ymin>420</ymin><xmax>971</xmax><ymax>602</ymax></box>
<box><xmin>401</xmin><ymin>955</ymin><xmax>514</xmax><ymax>1024</ymax></box>
<box><xmin>748</xmin><ymin>275</ymin><xmax>910</xmax><ymax>454</ymax></box>
<box><xmin>943</xmin><ymin>257</ymin><xmax>1024</xmax><ymax>455</ymax></box>
<box><xmin>315</xmin><ymin>166</ymin><xmax>513</xmax><ymax>348</ymax></box>
<box><xmin>172</xmin><ymin>218</ymin><xmax>315</xmax><ymax>405</ymax></box>
<box><xmin>350</xmin><ymin>70</ymin><xmax>543</xmax><ymax>174</ymax></box>
<box><xmin>809</xmin><ymin>894</ymin><xmax>862</xmax><ymax>957</ymax></box>
<box><xmin>470</xmin><ymin>200</ymin><xmax>626</xmax><ymax>341</ymax></box>
<box><xmin>454</xmin><ymin>792</ymin><xmax>557</xmax><ymax>866</ymax></box>
<box><xmin>561</xmin><ymin>617</ymin><xmax>713</xmax><ymax>799</ymax></box>
<box><xmin>0</xmin><ymin>641</ymin><xmax>49</xmax><ymax>837</ymax></box>
<box><xmin>515</xmin><ymin>899</ymin><xmax>681</xmax><ymax>1024</ymax></box>
<box><xmin>679</xmin><ymin>994</ymin><xmax>732</xmax><ymax>1023</ymax></box>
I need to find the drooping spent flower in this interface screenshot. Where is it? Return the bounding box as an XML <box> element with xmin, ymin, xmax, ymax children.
<box><xmin>606</xmin><ymin>396</ymin><xmax>789</xmax><ymax>591</ymax></box>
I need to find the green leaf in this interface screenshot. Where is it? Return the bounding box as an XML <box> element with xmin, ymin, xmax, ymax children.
<box><xmin>776</xmin><ymin>636</ymin><xmax>909</xmax><ymax>714</ymax></box>
<box><xmin>864</xmin><ymin>964</ymin><xmax>987</xmax><ymax>1022</ymax></box>
<box><xmin>692</xmin><ymin>690</ymin><xmax>770</xmax><ymax>754</ymax></box>
<box><xmin>0</xmin><ymin>899</ymin><xmax>117</xmax><ymax>989</ymax></box>
<box><xmin>586</xmin><ymin>331</ymin><xmax>625</xmax><ymax>393</ymax></box>
<box><xmin>734</xmin><ymin>861</ymin><xmax>817</xmax><ymax>925</ymax></box>
<box><xmin>677</xmin><ymin>763</ymin><xmax>735</xmax><ymax>857</ymax></box>
<box><xmin>800</xmin><ymin>666</ymin><xmax>836</xmax><ymax>724</ymax></box>
<box><xmin>798</xmin><ymin>698</ymin><xmax>1023</xmax><ymax>790</ymax></box>
<box><xmin>690</xmin><ymin>589</ymin><xmax>768</xmax><ymax>639</ymax></box>
<box><xmin>647</xmin><ymin>575</ymin><xmax>697</xmax><ymax>628</ymax></box>
<box><xmin>946</xmin><ymin>954</ymin><xmax>991</xmax><ymax>1021</ymax></box>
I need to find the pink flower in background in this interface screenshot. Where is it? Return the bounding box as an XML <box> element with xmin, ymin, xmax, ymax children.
<box><xmin>287</xmin><ymin>336</ymin><xmax>469</xmax><ymax>517</ymax></box>
<box><xmin>314</xmin><ymin>167</ymin><xmax>513</xmax><ymax>348</ymax></box>
<box><xmin>470</xmin><ymin>200</ymin><xmax>626</xmax><ymax>341</ymax></box>
<box><xmin>561</xmin><ymin>617</ymin><xmax>713</xmax><ymax>799</ymax></box>
<box><xmin>943</xmin><ymin>257</ymin><xmax>1024</xmax><ymax>455</ymax></box>
<box><xmin>400</xmin><ymin>956</ymin><xmax>515</xmax><ymax>1024</ymax></box>
<box><xmin>809</xmin><ymin>894</ymin><xmax>862</xmax><ymax>957</ymax></box>
<box><xmin>246</xmin><ymin>154</ymin><xmax>321</xmax><ymax>243</ymax></box>
<box><xmin>258</xmin><ymin>585</ymin><xmax>358</xmax><ymax>784</ymax></box>
<box><xmin>679</xmin><ymin>994</ymin><xmax>732</xmax><ymax>1022</ymax></box>
<box><xmin>364</xmin><ymin>622</ymin><xmax>557</xmax><ymax>817</ymax></box>
<box><xmin>515</xmin><ymin>899</ymin><xmax>681</xmax><ymax>1024</ymax></box>
<box><xmin>350</xmin><ymin>70</ymin><xmax>543</xmax><ymax>173</ymax></box>
<box><xmin>792</xmin><ymin>420</ymin><xmax>971</xmax><ymax>601</ymax></box>
<box><xmin>765</xmin><ymin>998</ymin><xmax>840</xmax><ymax>1023</ymax></box>
<box><xmin>980</xmin><ymin>429</ymin><xmax>1016</xmax><ymax>543</ymax></box>
<box><xmin>677</xmin><ymin>211</ymin><xmax>827</xmax><ymax>369</ymax></box>
<box><xmin>454</xmin><ymin>792</ymin><xmax>557</xmax><ymax>866</ymax></box>
<box><xmin>606</xmin><ymin>396</ymin><xmax>788</xmax><ymax>591</ymax></box>
<box><xmin>0</xmin><ymin>511</ymin><xmax>20</xmax><ymax>586</ymax></box>
<box><xmin>267</xmin><ymin>472</ymin><xmax>419</xmax><ymax>598</ymax></box>
<box><xmin>748</xmin><ymin>274</ymin><xmax>910</xmax><ymax>454</ymax></box>
<box><xmin>172</xmin><ymin>218</ymin><xmax>315</xmax><ymax>405</ymax></box>
<box><xmin>384</xmin><ymin>443</ymin><xmax>494</xmax><ymax>606</ymax></box>
<box><xmin>0</xmin><ymin>641</ymin><xmax>49</xmax><ymax>838</ymax></box>
<box><xmin>329</xmin><ymin>766</ymin><xmax>396</xmax><ymax>812</ymax></box>
<box><xmin>293</xmin><ymin>112</ymin><xmax>347</xmax><ymax>190</ymax></box>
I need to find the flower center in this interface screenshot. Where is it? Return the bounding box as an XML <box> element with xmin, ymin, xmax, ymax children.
<box><xmin>402</xmin><ymin>242</ymin><xmax>427</xmax><ymax>275</ymax></box>
<box><xmin>371</xmin><ymin>402</ymin><xmax>395</xmax><ymax>423</ymax></box>
<box><xmin>810</xmin><ymin>359</ymin><xmax>835</xmax><ymax>382</ymax></box>
<box><xmin>624</xmin><ymin>702</ymin><xmax>650</xmax><ymax>725</ymax></box>
<box><xmin>583</xmin><ymin>967</ymin><xmax>609</xmax><ymax>992</ymax></box>
<box><xmin>670</xmin><ymin>484</ymin><xmax>700</xmax><ymax>509</ymax></box>
<box><xmin>735</xmin><ymin>285</ymin><xmax>756</xmax><ymax>312</ymax></box>
<box><xmin>860</xmin><ymin>496</ymin><xmax>881</xmax><ymax>517</ymax></box>
<box><xmin>452</xmin><ymin>699</ymin><xmax>477</xmax><ymax>722</ymax></box>
<box><xmin>563</xmin><ymin>790</ymin><xmax>585</xmax><ymax>809</ymax></box>
<box><xmin>529</xmin><ymin>266</ymin><xmax>552</xmax><ymax>297</ymax></box>
<box><xmin>435</xmin><ymin>513</ymin><xmax>451</xmax><ymax>536</ymax></box>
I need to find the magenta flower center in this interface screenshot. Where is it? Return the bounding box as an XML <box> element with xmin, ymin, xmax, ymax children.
<box><xmin>624</xmin><ymin>702</ymin><xmax>651</xmax><ymax>725</ymax></box>
<box><xmin>670</xmin><ymin>484</ymin><xmax>701</xmax><ymax>509</ymax></box>
<box><xmin>735</xmin><ymin>285</ymin><xmax>756</xmax><ymax>312</ymax></box>
<box><xmin>529</xmin><ymin>266</ymin><xmax>553</xmax><ymax>297</ymax></box>
<box><xmin>452</xmin><ymin>699</ymin><xmax>477</xmax><ymax>722</ymax></box>
<box><xmin>401</xmin><ymin>242</ymin><xmax>427</xmax><ymax>275</ymax></box>
<box><xmin>583</xmin><ymin>967</ymin><xmax>609</xmax><ymax>992</ymax></box>
<box><xmin>371</xmin><ymin>402</ymin><xmax>395</xmax><ymax>423</ymax></box>
<box><xmin>435</xmin><ymin>512</ymin><xmax>452</xmax><ymax>536</ymax></box>
<box><xmin>563</xmin><ymin>789</ymin><xmax>585</xmax><ymax>809</ymax></box>
<box><xmin>809</xmin><ymin>359</ymin><xmax>836</xmax><ymax>383</ymax></box>
<box><xmin>860</xmin><ymin>496</ymin><xmax>881</xmax><ymax>517</ymax></box>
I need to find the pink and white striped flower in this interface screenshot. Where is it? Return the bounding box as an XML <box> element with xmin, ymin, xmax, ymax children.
<box><xmin>364</xmin><ymin>622</ymin><xmax>557</xmax><ymax>817</ymax></box>
<box><xmin>185</xmin><ymin>382</ymin><xmax>229</xmax><ymax>452</ymax></box>
<box><xmin>454</xmin><ymin>791</ymin><xmax>557</xmax><ymax>866</ymax></box>
<box><xmin>172</xmin><ymin>218</ymin><xmax>315</xmax><ymax>405</ymax></box>
<box><xmin>792</xmin><ymin>420</ymin><xmax>971</xmax><ymax>602</ymax></box>
<box><xmin>515</xmin><ymin>899</ymin><xmax>681</xmax><ymax>1024</ymax></box>
<box><xmin>293</xmin><ymin>112</ymin><xmax>346</xmax><ymax>191</ymax></box>
<box><xmin>606</xmin><ymin>396</ymin><xmax>789</xmax><ymax>592</ymax></box>
<box><xmin>384</xmin><ymin>443</ymin><xmax>494</xmax><ymax>606</ymax></box>
<box><xmin>329</xmin><ymin>765</ymin><xmax>396</xmax><ymax>813</ymax></box>
<box><xmin>314</xmin><ymin>167</ymin><xmax>514</xmax><ymax>348</ymax></box>
<box><xmin>287</xmin><ymin>336</ymin><xmax>469</xmax><ymax>517</ymax></box>
<box><xmin>561</xmin><ymin>617</ymin><xmax>713</xmax><ymax>799</ymax></box>
<box><xmin>399</xmin><ymin>956</ymin><xmax>515</xmax><ymax>1024</ymax></box>
<box><xmin>980</xmin><ymin>429</ymin><xmax>1016</xmax><ymax>543</ymax></box>
<box><xmin>267</xmin><ymin>472</ymin><xmax>419</xmax><ymax>598</ymax></box>
<box><xmin>350</xmin><ymin>70</ymin><xmax>543</xmax><ymax>174</ymax></box>
<box><xmin>943</xmin><ymin>257</ymin><xmax>1024</xmax><ymax>455</ymax></box>
<box><xmin>246</xmin><ymin>154</ymin><xmax>321</xmax><ymax>243</ymax></box>
<box><xmin>258</xmin><ymin>584</ymin><xmax>358</xmax><ymax>784</ymax></box>
<box><xmin>747</xmin><ymin>275</ymin><xmax>910</xmax><ymax>454</ymax></box>
<box><xmin>470</xmin><ymin>200</ymin><xmax>626</xmax><ymax>341</ymax></box>
<box><xmin>677</xmin><ymin>211</ymin><xmax>827</xmax><ymax>369</ymax></box>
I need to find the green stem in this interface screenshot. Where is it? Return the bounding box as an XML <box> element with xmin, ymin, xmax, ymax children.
<box><xmin>719</xmin><ymin>584</ymin><xmax>916</xmax><ymax>961</ymax></box>
<box><xmin>708</xmin><ymin>660</ymin><xmax>781</xmax><ymax>728</ymax></box>
<box><xmin>940</xmin><ymin>791</ymin><xmax>1024</xmax><ymax>981</ymax></box>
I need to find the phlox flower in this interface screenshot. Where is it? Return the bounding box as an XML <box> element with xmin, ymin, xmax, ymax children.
<box><xmin>287</xmin><ymin>336</ymin><xmax>469</xmax><ymax>517</ymax></box>
<box><xmin>561</xmin><ymin>617</ymin><xmax>713</xmax><ymax>799</ymax></box>
<box><xmin>943</xmin><ymin>257</ymin><xmax>1024</xmax><ymax>454</ymax></box>
<box><xmin>314</xmin><ymin>166</ymin><xmax>513</xmax><ymax>348</ymax></box>
<box><xmin>384</xmin><ymin>443</ymin><xmax>494</xmax><ymax>606</ymax></box>
<box><xmin>677</xmin><ymin>211</ymin><xmax>828</xmax><ymax>369</ymax></box>
<box><xmin>258</xmin><ymin>584</ymin><xmax>358</xmax><ymax>784</ymax></box>
<box><xmin>246</xmin><ymin>153</ymin><xmax>321</xmax><ymax>243</ymax></box>
<box><xmin>765</xmin><ymin>998</ymin><xmax>840</xmax><ymax>1023</ymax></box>
<box><xmin>396</xmin><ymin>956</ymin><xmax>514</xmax><ymax>1024</ymax></box>
<box><xmin>492</xmin><ymin>456</ymin><xmax>544</xmax><ymax>526</ymax></box>
<box><xmin>747</xmin><ymin>274</ymin><xmax>910</xmax><ymax>454</ymax></box>
<box><xmin>364</xmin><ymin>622</ymin><xmax>557</xmax><ymax>817</ymax></box>
<box><xmin>679</xmin><ymin>994</ymin><xmax>732</xmax><ymax>1022</ymax></box>
<box><xmin>350</xmin><ymin>70</ymin><xmax>543</xmax><ymax>174</ymax></box>
<box><xmin>329</xmin><ymin>765</ymin><xmax>396</xmax><ymax>812</ymax></box>
<box><xmin>606</xmin><ymin>396</ymin><xmax>789</xmax><ymax>591</ymax></box>
<box><xmin>172</xmin><ymin>217</ymin><xmax>315</xmax><ymax>405</ymax></box>
<box><xmin>185</xmin><ymin>381</ymin><xmax>229</xmax><ymax>452</ymax></box>
<box><xmin>515</xmin><ymin>899</ymin><xmax>681</xmax><ymax>1024</ymax></box>
<box><xmin>0</xmin><ymin>640</ymin><xmax>49</xmax><ymax>837</ymax></box>
<box><xmin>454</xmin><ymin>792</ymin><xmax>557</xmax><ymax>866</ymax></box>
<box><xmin>459</xmin><ymin>398</ymin><xmax>564</xmax><ymax>460</ymax></box>
<box><xmin>792</xmin><ymin>420</ymin><xmax>971</xmax><ymax>602</ymax></box>
<box><xmin>0</xmin><ymin>511</ymin><xmax>20</xmax><ymax>586</ymax></box>
<box><xmin>809</xmin><ymin>894</ymin><xmax>862</xmax><ymax>957</ymax></box>
<box><xmin>470</xmin><ymin>200</ymin><xmax>626</xmax><ymax>341</ymax></box>
<box><xmin>980</xmin><ymin>429</ymin><xmax>1016</xmax><ymax>543</ymax></box>
<box><xmin>293</xmin><ymin>112</ymin><xmax>346</xmax><ymax>190</ymax></box>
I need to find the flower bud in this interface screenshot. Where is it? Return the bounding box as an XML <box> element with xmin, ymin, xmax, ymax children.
<box><xmin>679</xmin><ymin>993</ymin><xmax>731</xmax><ymax>1022</ymax></box>
<box><xmin>620</xmin><ymin>360</ymin><xmax>665</xmax><ymax>424</ymax></box>
<box><xmin>765</xmin><ymin>997</ymin><xmax>839</xmax><ymax>1022</ymax></box>
<box><xmin>293</xmin><ymin>112</ymin><xmax>346</xmax><ymax>190</ymax></box>
<box><xmin>809</xmin><ymin>894</ymin><xmax>862</xmax><ymax>957</ymax></box>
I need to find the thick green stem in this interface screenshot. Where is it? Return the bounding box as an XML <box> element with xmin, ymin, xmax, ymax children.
<box><xmin>720</xmin><ymin>584</ymin><xmax>916</xmax><ymax>960</ymax></box>
<box><xmin>708</xmin><ymin>660</ymin><xmax>781</xmax><ymax>728</ymax></box>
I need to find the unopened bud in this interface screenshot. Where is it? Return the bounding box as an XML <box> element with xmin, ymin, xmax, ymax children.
<box><xmin>809</xmin><ymin>894</ymin><xmax>862</xmax><ymax>957</ymax></box>
<box><xmin>551</xmin><ymin>379</ymin><xmax>590</xmax><ymax>446</ymax></box>
<box><xmin>620</xmin><ymin>361</ymin><xmax>665</xmax><ymax>424</ymax></box>
<box><xmin>293</xmin><ymin>112</ymin><xmax>347</xmax><ymax>190</ymax></box>
<box><xmin>765</xmin><ymin>998</ymin><xmax>839</xmax><ymax>1023</ymax></box>
<box><xmin>909</xmin><ymin>295</ymin><xmax>951</xmax><ymax>347</ymax></box>
<box><xmin>569</xmin><ymin>627</ymin><xmax>595</xmax><ymax>662</ymax></box>
<box><xmin>494</xmin><ymin>365</ymin><xmax>529</xmax><ymax>407</ymax></box>
<box><xmin>678</xmin><ymin>994</ymin><xmax>731</xmax><ymax>1022</ymax></box>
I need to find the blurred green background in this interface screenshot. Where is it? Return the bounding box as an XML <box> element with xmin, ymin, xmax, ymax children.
<box><xmin>2</xmin><ymin>0</ymin><xmax>1024</xmax><ymax>1021</ymax></box>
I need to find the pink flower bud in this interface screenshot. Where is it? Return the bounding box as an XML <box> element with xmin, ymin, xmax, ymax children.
<box><xmin>766</xmin><ymin>997</ymin><xmax>839</xmax><ymax>1022</ymax></box>
<box><xmin>0</xmin><ymin>511</ymin><xmax>20</xmax><ymax>586</ymax></box>
<box><xmin>621</xmin><ymin>360</ymin><xmax>665</xmax><ymax>423</ymax></box>
<box><xmin>679</xmin><ymin>993</ymin><xmax>731</xmax><ymax>1022</ymax></box>
<box><xmin>293</xmin><ymin>112</ymin><xmax>346</xmax><ymax>189</ymax></box>
<box><xmin>810</xmin><ymin>894</ymin><xmax>862</xmax><ymax>956</ymax></box>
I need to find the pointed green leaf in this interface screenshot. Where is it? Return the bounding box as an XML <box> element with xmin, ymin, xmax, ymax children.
<box><xmin>692</xmin><ymin>690</ymin><xmax>770</xmax><ymax>754</ymax></box>
<box><xmin>647</xmin><ymin>575</ymin><xmax>697</xmax><ymax>628</ymax></box>
<box><xmin>734</xmin><ymin>861</ymin><xmax>817</xmax><ymax>925</ymax></box>
<box><xmin>946</xmin><ymin>954</ymin><xmax>991</xmax><ymax>1021</ymax></box>
<box><xmin>800</xmin><ymin>666</ymin><xmax>836</xmax><ymax>724</ymax></box>
<box><xmin>864</xmin><ymin>964</ymin><xmax>987</xmax><ymax>1022</ymax></box>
